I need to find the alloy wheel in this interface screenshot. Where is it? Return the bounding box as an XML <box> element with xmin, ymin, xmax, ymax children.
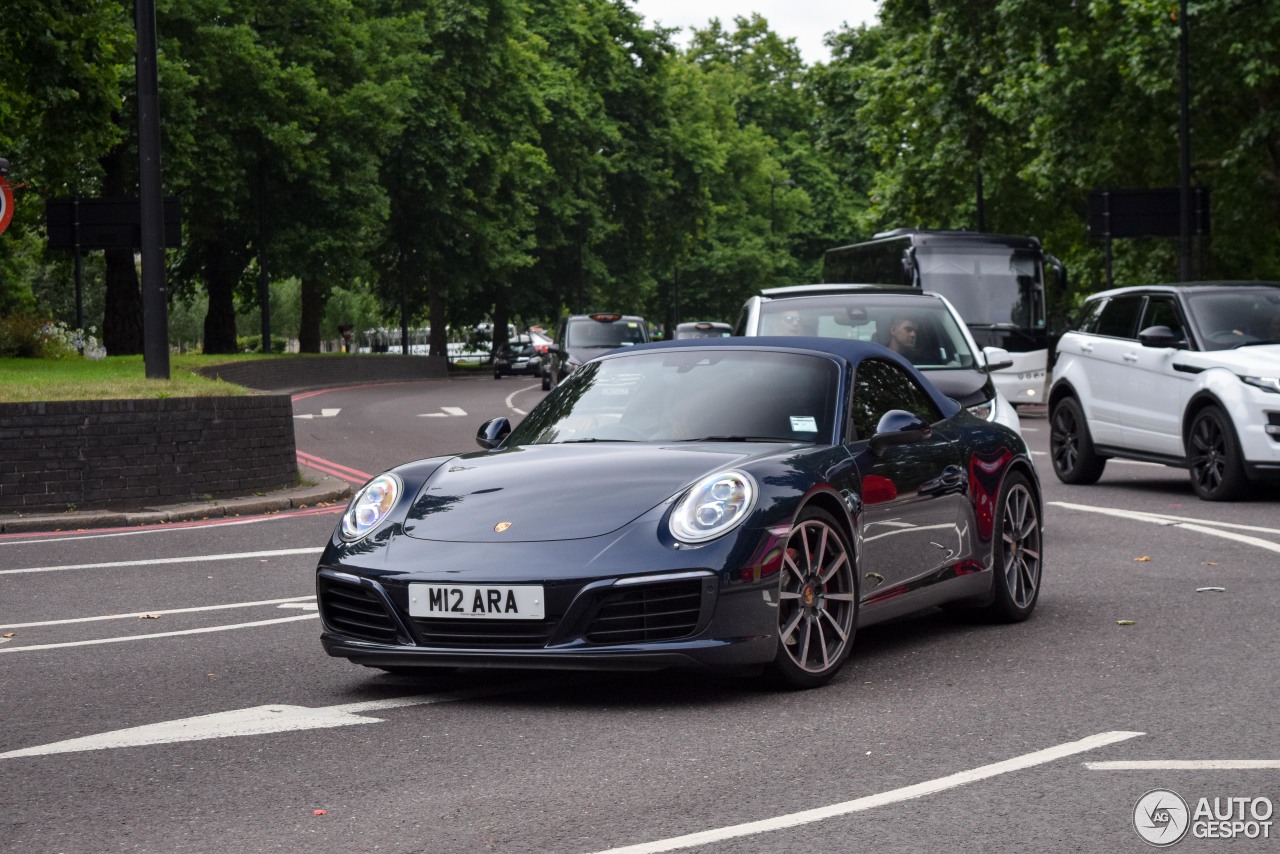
<box><xmin>778</xmin><ymin>516</ymin><xmax>857</xmax><ymax>676</ymax></box>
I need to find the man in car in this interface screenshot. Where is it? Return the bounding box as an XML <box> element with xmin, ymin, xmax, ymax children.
<box><xmin>886</xmin><ymin>315</ymin><xmax>919</xmax><ymax>356</ymax></box>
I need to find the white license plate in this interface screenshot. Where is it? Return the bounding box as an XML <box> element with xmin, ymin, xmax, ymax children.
<box><xmin>409</xmin><ymin>583</ymin><xmax>545</xmax><ymax>620</ymax></box>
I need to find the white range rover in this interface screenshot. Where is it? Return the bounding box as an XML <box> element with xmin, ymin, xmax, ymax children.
<box><xmin>1048</xmin><ymin>281</ymin><xmax>1280</xmax><ymax>500</ymax></box>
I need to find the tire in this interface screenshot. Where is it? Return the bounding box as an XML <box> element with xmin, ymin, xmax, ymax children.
<box><xmin>541</xmin><ymin>371</ymin><xmax>551</xmax><ymax>391</ymax></box>
<box><xmin>1049</xmin><ymin>397</ymin><xmax>1106</xmax><ymax>484</ymax></box>
<box><xmin>1187</xmin><ymin>406</ymin><xmax>1248</xmax><ymax>501</ymax></box>
<box><xmin>765</xmin><ymin>507</ymin><xmax>858</xmax><ymax>690</ymax></box>
<box><xmin>493</xmin><ymin>369</ymin><xmax>502</xmax><ymax>380</ymax></box>
<box><xmin>982</xmin><ymin>471</ymin><xmax>1042</xmax><ymax>622</ymax></box>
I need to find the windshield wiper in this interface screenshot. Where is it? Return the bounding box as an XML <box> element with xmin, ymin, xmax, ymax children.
<box><xmin>677</xmin><ymin>435</ymin><xmax>801</xmax><ymax>443</ymax></box>
<box><xmin>555</xmin><ymin>438</ymin><xmax>637</xmax><ymax>444</ymax></box>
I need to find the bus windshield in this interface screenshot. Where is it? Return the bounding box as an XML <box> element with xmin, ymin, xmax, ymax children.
<box><xmin>915</xmin><ymin>248</ymin><xmax>1045</xmax><ymax>329</ymax></box>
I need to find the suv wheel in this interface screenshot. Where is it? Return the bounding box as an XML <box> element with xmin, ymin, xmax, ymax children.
<box><xmin>1187</xmin><ymin>406</ymin><xmax>1248</xmax><ymax>501</ymax></box>
<box><xmin>1049</xmin><ymin>397</ymin><xmax>1106</xmax><ymax>484</ymax></box>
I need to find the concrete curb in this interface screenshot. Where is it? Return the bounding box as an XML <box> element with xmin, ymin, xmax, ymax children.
<box><xmin>0</xmin><ymin>470</ymin><xmax>352</xmax><ymax>534</ymax></box>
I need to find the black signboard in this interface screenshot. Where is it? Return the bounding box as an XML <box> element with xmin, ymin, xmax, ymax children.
<box><xmin>1087</xmin><ymin>188</ymin><xmax>1210</xmax><ymax>239</ymax></box>
<box><xmin>45</xmin><ymin>197</ymin><xmax>182</xmax><ymax>250</ymax></box>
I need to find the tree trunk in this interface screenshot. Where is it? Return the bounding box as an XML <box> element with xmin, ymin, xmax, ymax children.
<box><xmin>428</xmin><ymin>270</ymin><xmax>447</xmax><ymax>358</ymax></box>
<box><xmin>202</xmin><ymin>243</ymin><xmax>240</xmax><ymax>354</ymax></box>
<box><xmin>298</xmin><ymin>276</ymin><xmax>327</xmax><ymax>353</ymax></box>
<box><xmin>101</xmin><ymin>249</ymin><xmax>145</xmax><ymax>355</ymax></box>
<box><xmin>99</xmin><ymin>142</ymin><xmax>145</xmax><ymax>355</ymax></box>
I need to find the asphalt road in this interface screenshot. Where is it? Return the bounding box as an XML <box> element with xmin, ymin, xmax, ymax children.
<box><xmin>2</xmin><ymin>376</ymin><xmax>1277</xmax><ymax>853</ymax></box>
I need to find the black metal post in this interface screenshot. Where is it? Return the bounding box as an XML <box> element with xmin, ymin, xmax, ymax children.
<box><xmin>1178</xmin><ymin>0</ymin><xmax>1192</xmax><ymax>281</ymax></box>
<box><xmin>975</xmin><ymin>166</ymin><xmax>986</xmax><ymax>233</ymax></box>
<box><xmin>72</xmin><ymin>199</ymin><xmax>84</xmax><ymax>330</ymax></box>
<box><xmin>135</xmin><ymin>0</ymin><xmax>170</xmax><ymax>378</ymax></box>
<box><xmin>257</xmin><ymin>159</ymin><xmax>271</xmax><ymax>352</ymax></box>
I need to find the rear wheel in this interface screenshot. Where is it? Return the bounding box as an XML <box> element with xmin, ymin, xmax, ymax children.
<box><xmin>765</xmin><ymin>507</ymin><xmax>858</xmax><ymax>690</ymax></box>
<box><xmin>1187</xmin><ymin>406</ymin><xmax>1248</xmax><ymax>501</ymax></box>
<box><xmin>1049</xmin><ymin>397</ymin><xmax>1106</xmax><ymax>484</ymax></box>
<box><xmin>541</xmin><ymin>370</ymin><xmax>551</xmax><ymax>391</ymax></box>
<box><xmin>984</xmin><ymin>472</ymin><xmax>1042</xmax><ymax>622</ymax></box>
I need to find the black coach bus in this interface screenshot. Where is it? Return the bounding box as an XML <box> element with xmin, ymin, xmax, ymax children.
<box><xmin>823</xmin><ymin>229</ymin><xmax>1066</xmax><ymax>405</ymax></box>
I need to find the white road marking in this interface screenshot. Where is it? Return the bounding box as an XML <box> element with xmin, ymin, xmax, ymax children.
<box><xmin>1087</xmin><ymin>760</ymin><xmax>1280</xmax><ymax>770</ymax></box>
<box><xmin>1051</xmin><ymin>502</ymin><xmax>1280</xmax><ymax>553</ymax></box>
<box><xmin>0</xmin><ymin>614</ymin><xmax>318</xmax><ymax>655</ymax></box>
<box><xmin>0</xmin><ymin>509</ymin><xmax>336</xmax><ymax>547</ymax></box>
<box><xmin>505</xmin><ymin>382</ymin><xmax>540</xmax><ymax>416</ymax></box>
<box><xmin>590</xmin><ymin>731</ymin><xmax>1145</xmax><ymax>854</ymax></box>
<box><xmin>0</xmin><ymin>596</ymin><xmax>315</xmax><ymax>630</ymax></box>
<box><xmin>293</xmin><ymin>408</ymin><xmax>341</xmax><ymax>420</ymax></box>
<box><xmin>277</xmin><ymin>602</ymin><xmax>319</xmax><ymax>611</ymax></box>
<box><xmin>0</xmin><ymin>546</ymin><xmax>323</xmax><ymax>576</ymax></box>
<box><xmin>0</xmin><ymin>681</ymin><xmax>566</xmax><ymax>759</ymax></box>
<box><xmin>442</xmin><ymin>406</ymin><xmax>467</xmax><ymax>416</ymax></box>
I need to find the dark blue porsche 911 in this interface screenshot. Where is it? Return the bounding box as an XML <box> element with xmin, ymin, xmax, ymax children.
<box><xmin>317</xmin><ymin>337</ymin><xmax>1042</xmax><ymax>689</ymax></box>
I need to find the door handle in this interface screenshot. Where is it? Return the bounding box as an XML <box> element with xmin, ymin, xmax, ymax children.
<box><xmin>1122</xmin><ymin>352</ymin><xmax>1139</xmax><ymax>362</ymax></box>
<box><xmin>1080</xmin><ymin>342</ymin><xmax>1093</xmax><ymax>353</ymax></box>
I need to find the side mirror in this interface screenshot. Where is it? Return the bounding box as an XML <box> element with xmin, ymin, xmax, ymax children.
<box><xmin>982</xmin><ymin>346</ymin><xmax>1015</xmax><ymax>372</ymax></box>
<box><xmin>1138</xmin><ymin>325</ymin><xmax>1184</xmax><ymax>349</ymax></box>
<box><xmin>476</xmin><ymin>417</ymin><xmax>511</xmax><ymax>450</ymax></box>
<box><xmin>868</xmin><ymin>409</ymin><xmax>932</xmax><ymax>457</ymax></box>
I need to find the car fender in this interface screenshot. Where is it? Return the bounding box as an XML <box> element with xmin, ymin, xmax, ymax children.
<box><xmin>1180</xmin><ymin>368</ymin><xmax>1249</xmax><ymax>449</ymax></box>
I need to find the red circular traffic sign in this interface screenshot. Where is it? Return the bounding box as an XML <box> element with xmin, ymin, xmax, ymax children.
<box><xmin>0</xmin><ymin>177</ymin><xmax>13</xmax><ymax>235</ymax></box>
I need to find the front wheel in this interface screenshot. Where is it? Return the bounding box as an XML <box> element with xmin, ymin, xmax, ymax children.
<box><xmin>1188</xmin><ymin>406</ymin><xmax>1248</xmax><ymax>501</ymax></box>
<box><xmin>765</xmin><ymin>507</ymin><xmax>858</xmax><ymax>690</ymax></box>
<box><xmin>1049</xmin><ymin>397</ymin><xmax>1106</xmax><ymax>484</ymax></box>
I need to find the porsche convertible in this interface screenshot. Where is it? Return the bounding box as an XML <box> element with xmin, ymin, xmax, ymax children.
<box><xmin>317</xmin><ymin>337</ymin><xmax>1043</xmax><ymax>689</ymax></box>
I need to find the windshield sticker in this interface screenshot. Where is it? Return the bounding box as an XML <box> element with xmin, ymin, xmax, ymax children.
<box><xmin>790</xmin><ymin>416</ymin><xmax>818</xmax><ymax>432</ymax></box>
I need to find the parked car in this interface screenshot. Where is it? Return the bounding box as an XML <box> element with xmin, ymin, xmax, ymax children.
<box><xmin>317</xmin><ymin>337</ymin><xmax>1043</xmax><ymax>689</ymax></box>
<box><xmin>735</xmin><ymin>285</ymin><xmax>1020</xmax><ymax>432</ymax></box>
<box><xmin>493</xmin><ymin>334</ymin><xmax>542</xmax><ymax>379</ymax></box>
<box><xmin>673</xmin><ymin>321</ymin><xmax>732</xmax><ymax>339</ymax></box>
<box><xmin>1048</xmin><ymin>280</ymin><xmax>1280</xmax><ymax>500</ymax></box>
<box><xmin>543</xmin><ymin>312</ymin><xmax>650</xmax><ymax>390</ymax></box>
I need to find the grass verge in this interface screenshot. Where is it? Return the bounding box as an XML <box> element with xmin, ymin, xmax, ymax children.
<box><xmin>0</xmin><ymin>354</ymin><xmax>271</xmax><ymax>402</ymax></box>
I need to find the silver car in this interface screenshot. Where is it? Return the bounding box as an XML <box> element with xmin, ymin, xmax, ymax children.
<box><xmin>735</xmin><ymin>285</ymin><xmax>1021</xmax><ymax>432</ymax></box>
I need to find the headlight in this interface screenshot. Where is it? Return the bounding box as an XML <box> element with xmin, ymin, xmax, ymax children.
<box><xmin>1241</xmin><ymin>375</ymin><xmax>1280</xmax><ymax>394</ymax></box>
<box><xmin>340</xmin><ymin>473</ymin><xmax>402</xmax><ymax>541</ymax></box>
<box><xmin>967</xmin><ymin>398</ymin><xmax>996</xmax><ymax>421</ymax></box>
<box><xmin>669</xmin><ymin>470</ymin><xmax>757</xmax><ymax>543</ymax></box>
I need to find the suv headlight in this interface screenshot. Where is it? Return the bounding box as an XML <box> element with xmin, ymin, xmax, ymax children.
<box><xmin>1241</xmin><ymin>375</ymin><xmax>1280</xmax><ymax>394</ymax></box>
<box><xmin>340</xmin><ymin>473</ymin><xmax>402</xmax><ymax>541</ymax></box>
<box><xmin>669</xmin><ymin>470</ymin><xmax>757</xmax><ymax>543</ymax></box>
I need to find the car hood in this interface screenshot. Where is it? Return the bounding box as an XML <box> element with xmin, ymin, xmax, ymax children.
<box><xmin>921</xmin><ymin>368</ymin><xmax>993</xmax><ymax>407</ymax></box>
<box><xmin>1184</xmin><ymin>343</ymin><xmax>1280</xmax><ymax>373</ymax></box>
<box><xmin>400</xmin><ymin>443</ymin><xmax>770</xmax><ymax>543</ymax></box>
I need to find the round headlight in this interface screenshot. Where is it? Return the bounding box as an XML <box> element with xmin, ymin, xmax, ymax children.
<box><xmin>669</xmin><ymin>470</ymin><xmax>757</xmax><ymax>543</ymax></box>
<box><xmin>340</xmin><ymin>473</ymin><xmax>402</xmax><ymax>541</ymax></box>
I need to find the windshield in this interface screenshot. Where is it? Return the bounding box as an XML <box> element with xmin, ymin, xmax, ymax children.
<box><xmin>915</xmin><ymin>248</ymin><xmax>1045</xmax><ymax>329</ymax></box>
<box><xmin>565</xmin><ymin>318</ymin><xmax>648</xmax><ymax>348</ymax></box>
<box><xmin>1186</xmin><ymin>289</ymin><xmax>1280</xmax><ymax>350</ymax></box>
<box><xmin>757</xmin><ymin>294</ymin><xmax>977</xmax><ymax>370</ymax></box>
<box><xmin>509</xmin><ymin>349</ymin><xmax>840</xmax><ymax>445</ymax></box>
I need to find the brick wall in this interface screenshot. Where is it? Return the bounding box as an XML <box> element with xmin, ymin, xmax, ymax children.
<box><xmin>0</xmin><ymin>396</ymin><xmax>298</xmax><ymax>513</ymax></box>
